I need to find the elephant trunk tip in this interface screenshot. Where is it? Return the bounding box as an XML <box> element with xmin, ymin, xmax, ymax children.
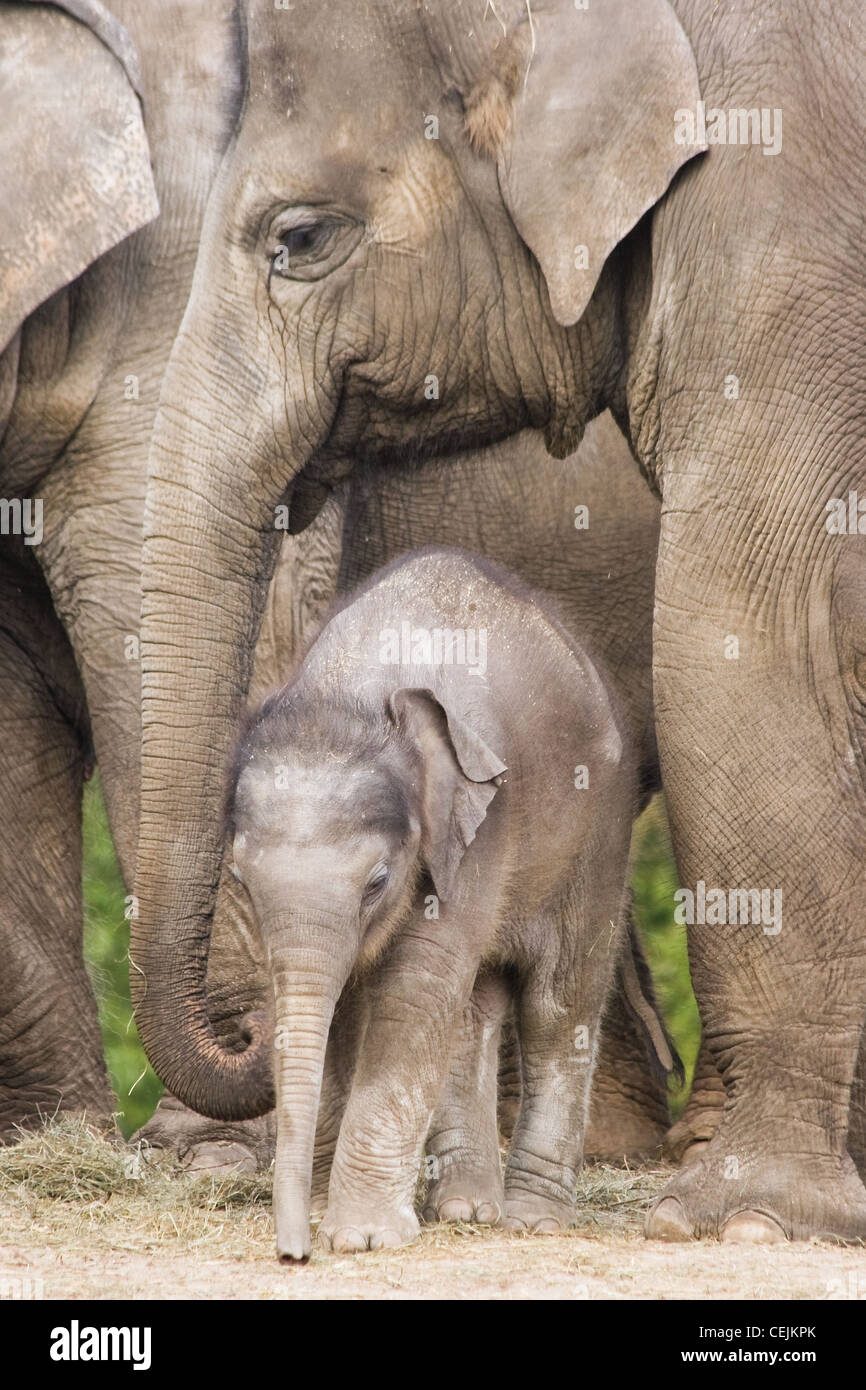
<box><xmin>273</xmin><ymin>1173</ymin><xmax>315</xmax><ymax>1273</ymax></box>
<box><xmin>275</xmin><ymin>1189</ymin><xmax>313</xmax><ymax>1266</ymax></box>
<box><xmin>277</xmin><ymin>1247</ymin><xmax>311</xmax><ymax>1267</ymax></box>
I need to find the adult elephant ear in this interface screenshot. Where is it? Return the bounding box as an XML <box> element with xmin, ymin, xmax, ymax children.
<box><xmin>0</xmin><ymin>0</ymin><xmax>158</xmax><ymax>354</ymax></box>
<box><xmin>389</xmin><ymin>687</ymin><xmax>507</xmax><ymax>902</ymax></box>
<box><xmin>464</xmin><ymin>0</ymin><xmax>705</xmax><ymax>328</ymax></box>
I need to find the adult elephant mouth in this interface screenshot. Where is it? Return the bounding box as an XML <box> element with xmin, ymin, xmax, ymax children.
<box><xmin>285</xmin><ymin>454</ymin><xmax>355</xmax><ymax>535</ymax></box>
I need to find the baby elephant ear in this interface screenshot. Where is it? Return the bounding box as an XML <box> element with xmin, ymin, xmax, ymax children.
<box><xmin>469</xmin><ymin>0</ymin><xmax>704</xmax><ymax>327</ymax></box>
<box><xmin>389</xmin><ymin>688</ymin><xmax>506</xmax><ymax>903</ymax></box>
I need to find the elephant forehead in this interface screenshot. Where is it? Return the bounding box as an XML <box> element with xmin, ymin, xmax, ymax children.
<box><xmin>235</xmin><ymin>758</ymin><xmax>408</xmax><ymax>843</ymax></box>
<box><xmin>249</xmin><ymin>0</ymin><xmax>428</xmax><ymax>119</ymax></box>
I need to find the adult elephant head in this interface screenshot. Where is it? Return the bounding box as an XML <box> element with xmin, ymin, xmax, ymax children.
<box><xmin>133</xmin><ymin>0</ymin><xmax>703</xmax><ymax>1118</ymax></box>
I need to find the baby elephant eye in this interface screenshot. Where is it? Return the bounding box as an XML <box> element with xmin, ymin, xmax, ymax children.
<box><xmin>269</xmin><ymin>210</ymin><xmax>363</xmax><ymax>283</ymax></box>
<box><xmin>363</xmin><ymin>862</ymin><xmax>390</xmax><ymax>901</ymax></box>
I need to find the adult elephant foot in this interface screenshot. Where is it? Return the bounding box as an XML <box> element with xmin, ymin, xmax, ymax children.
<box><xmin>646</xmin><ymin>1141</ymin><xmax>866</xmax><ymax>1244</ymax></box>
<box><xmin>136</xmin><ymin>1094</ymin><xmax>274</xmax><ymax>1175</ymax></box>
<box><xmin>662</xmin><ymin>1035</ymin><xmax>725</xmax><ymax>1165</ymax></box>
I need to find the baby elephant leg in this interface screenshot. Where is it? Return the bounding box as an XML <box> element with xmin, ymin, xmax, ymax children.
<box><xmin>504</xmin><ymin>906</ymin><xmax>624</xmax><ymax>1233</ymax></box>
<box><xmin>423</xmin><ymin>970</ymin><xmax>510</xmax><ymax>1225</ymax></box>
<box><xmin>311</xmin><ymin>983</ymin><xmax>366</xmax><ymax>1215</ymax></box>
<box><xmin>318</xmin><ymin>918</ymin><xmax>482</xmax><ymax>1254</ymax></box>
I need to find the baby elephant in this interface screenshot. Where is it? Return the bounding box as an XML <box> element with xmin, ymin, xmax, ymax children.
<box><xmin>227</xmin><ymin>547</ymin><xmax>636</xmax><ymax>1261</ymax></box>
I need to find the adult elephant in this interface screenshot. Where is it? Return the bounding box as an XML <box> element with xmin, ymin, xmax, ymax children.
<box><xmin>0</xmin><ymin>0</ymin><xmax>242</xmax><ymax>1136</ymax></box>
<box><xmin>0</xmin><ymin>0</ymin><xmax>669</xmax><ymax>1163</ymax></box>
<box><xmin>134</xmin><ymin>0</ymin><xmax>866</xmax><ymax>1244</ymax></box>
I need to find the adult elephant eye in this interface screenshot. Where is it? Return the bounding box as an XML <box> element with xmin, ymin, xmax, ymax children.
<box><xmin>269</xmin><ymin>210</ymin><xmax>363</xmax><ymax>283</ymax></box>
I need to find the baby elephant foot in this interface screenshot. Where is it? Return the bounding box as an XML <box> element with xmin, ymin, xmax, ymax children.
<box><xmin>318</xmin><ymin>1204</ymin><xmax>420</xmax><ymax>1255</ymax></box>
<box><xmin>502</xmin><ymin>1191</ymin><xmax>574</xmax><ymax>1235</ymax></box>
<box><xmin>422</xmin><ymin>1152</ymin><xmax>503</xmax><ymax>1225</ymax></box>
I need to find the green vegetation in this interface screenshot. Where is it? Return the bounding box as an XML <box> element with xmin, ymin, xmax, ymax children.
<box><xmin>82</xmin><ymin>778</ymin><xmax>161</xmax><ymax>1137</ymax></box>
<box><xmin>82</xmin><ymin>780</ymin><xmax>700</xmax><ymax>1136</ymax></box>
<box><xmin>629</xmin><ymin>800</ymin><xmax>700</xmax><ymax>1114</ymax></box>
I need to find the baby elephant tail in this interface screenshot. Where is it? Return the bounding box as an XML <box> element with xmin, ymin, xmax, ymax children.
<box><xmin>618</xmin><ymin>909</ymin><xmax>684</xmax><ymax>1087</ymax></box>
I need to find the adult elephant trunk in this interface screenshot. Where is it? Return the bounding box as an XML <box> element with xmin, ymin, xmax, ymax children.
<box><xmin>131</xmin><ymin>228</ymin><xmax>337</xmax><ymax>1121</ymax></box>
<box><xmin>269</xmin><ymin>914</ymin><xmax>356</xmax><ymax>1264</ymax></box>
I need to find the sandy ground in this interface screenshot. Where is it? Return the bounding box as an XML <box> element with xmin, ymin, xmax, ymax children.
<box><xmin>1</xmin><ymin>1122</ymin><xmax>865</xmax><ymax>1300</ymax></box>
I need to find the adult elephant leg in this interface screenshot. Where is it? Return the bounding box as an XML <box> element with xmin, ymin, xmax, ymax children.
<box><xmin>846</xmin><ymin>1019</ymin><xmax>866</xmax><ymax>1181</ymax></box>
<box><xmin>663</xmin><ymin>1032</ymin><xmax>724</xmax><ymax>1165</ymax></box>
<box><xmin>646</xmin><ymin>501</ymin><xmax>866</xmax><ymax>1243</ymax></box>
<box><xmin>0</xmin><ymin>555</ymin><xmax>111</xmax><ymax>1135</ymax></box>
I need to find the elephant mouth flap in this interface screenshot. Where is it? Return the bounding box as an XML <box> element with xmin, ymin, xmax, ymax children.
<box><xmin>282</xmin><ymin>451</ymin><xmax>354</xmax><ymax>535</ymax></box>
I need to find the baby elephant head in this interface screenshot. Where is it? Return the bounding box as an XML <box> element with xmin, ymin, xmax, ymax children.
<box><xmin>227</xmin><ymin>684</ymin><xmax>505</xmax><ymax>1262</ymax></box>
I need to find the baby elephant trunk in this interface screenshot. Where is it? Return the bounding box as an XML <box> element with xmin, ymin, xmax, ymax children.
<box><xmin>268</xmin><ymin>918</ymin><xmax>355</xmax><ymax>1264</ymax></box>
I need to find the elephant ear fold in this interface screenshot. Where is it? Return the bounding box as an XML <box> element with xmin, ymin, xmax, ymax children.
<box><xmin>468</xmin><ymin>0</ymin><xmax>705</xmax><ymax>327</ymax></box>
<box><xmin>0</xmin><ymin>2</ymin><xmax>158</xmax><ymax>354</ymax></box>
<box><xmin>389</xmin><ymin>687</ymin><xmax>507</xmax><ymax>903</ymax></box>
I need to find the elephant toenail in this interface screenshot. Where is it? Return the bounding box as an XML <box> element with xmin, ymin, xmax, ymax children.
<box><xmin>475</xmin><ymin>1202</ymin><xmax>502</xmax><ymax>1225</ymax></box>
<box><xmin>438</xmin><ymin>1198</ymin><xmax>475</xmax><ymax>1223</ymax></box>
<box><xmin>531</xmin><ymin>1218</ymin><xmax>563</xmax><ymax>1235</ymax></box>
<box><xmin>645</xmin><ymin>1197</ymin><xmax>693</xmax><ymax>1241</ymax></box>
<box><xmin>369</xmin><ymin>1228</ymin><xmax>403</xmax><ymax>1250</ymax></box>
<box><xmin>722</xmin><ymin>1210</ymin><xmax>787</xmax><ymax>1244</ymax></box>
<box><xmin>331</xmin><ymin>1226</ymin><xmax>368</xmax><ymax>1253</ymax></box>
<box><xmin>501</xmin><ymin>1216</ymin><xmax>529</xmax><ymax>1233</ymax></box>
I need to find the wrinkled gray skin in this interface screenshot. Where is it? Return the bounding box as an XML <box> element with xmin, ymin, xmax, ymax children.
<box><xmin>231</xmin><ymin>548</ymin><xmax>637</xmax><ymax>1260</ymax></box>
<box><xmin>0</xmin><ymin>0</ymin><xmax>237</xmax><ymax>1136</ymax></box>
<box><xmin>0</xmin><ymin>0</ymin><xmax>671</xmax><ymax>1165</ymax></box>
<box><xmin>135</xmin><ymin>0</ymin><xmax>866</xmax><ymax>1244</ymax></box>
